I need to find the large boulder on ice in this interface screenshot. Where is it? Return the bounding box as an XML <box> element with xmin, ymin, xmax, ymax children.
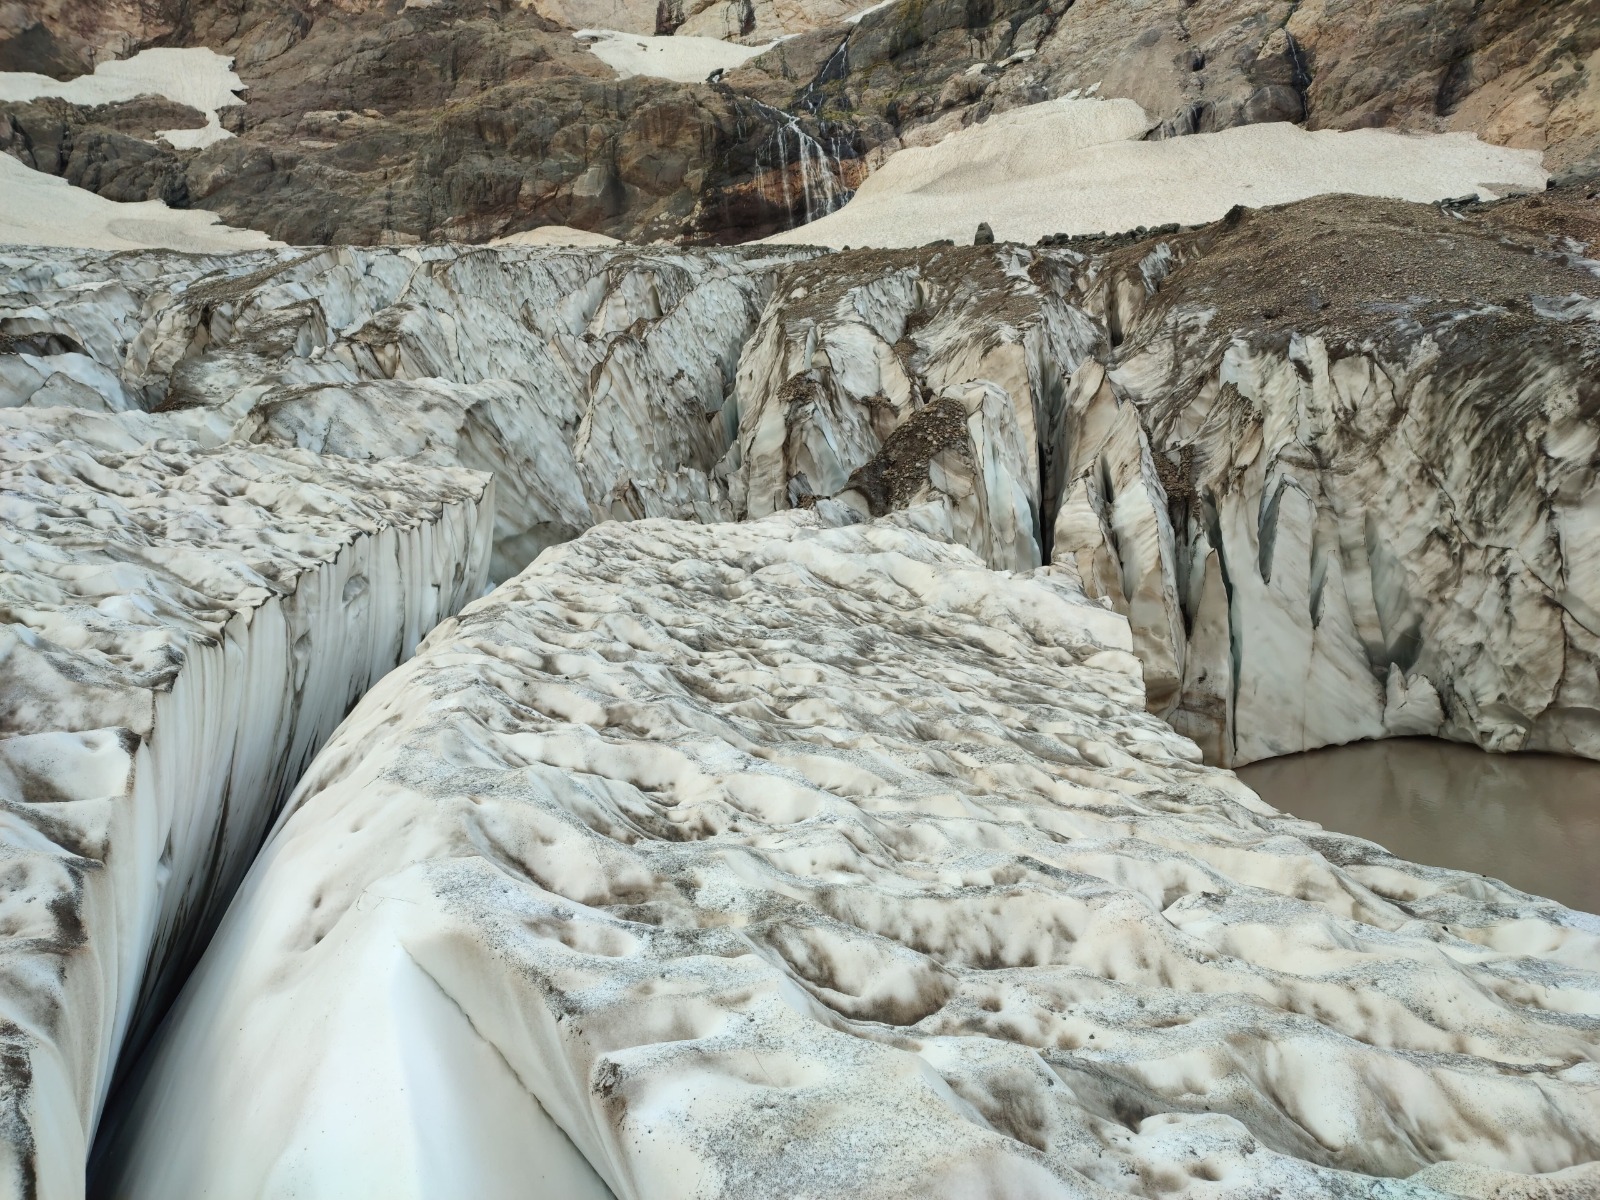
<box><xmin>1052</xmin><ymin>188</ymin><xmax>1600</xmax><ymax>765</ymax></box>
<box><xmin>98</xmin><ymin>512</ymin><xmax>1600</xmax><ymax>1198</ymax></box>
<box><xmin>0</xmin><ymin>417</ymin><xmax>492</xmax><ymax>1198</ymax></box>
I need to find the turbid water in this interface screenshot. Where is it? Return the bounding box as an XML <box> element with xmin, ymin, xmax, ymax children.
<box><xmin>1239</xmin><ymin>737</ymin><xmax>1600</xmax><ymax>915</ymax></box>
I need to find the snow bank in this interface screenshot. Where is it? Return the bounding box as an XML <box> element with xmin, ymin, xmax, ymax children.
<box><xmin>0</xmin><ymin>47</ymin><xmax>245</xmax><ymax>150</ymax></box>
<box><xmin>489</xmin><ymin>226</ymin><xmax>622</xmax><ymax>247</ymax></box>
<box><xmin>763</xmin><ymin>97</ymin><xmax>1549</xmax><ymax>247</ymax></box>
<box><xmin>0</xmin><ymin>418</ymin><xmax>492</xmax><ymax>1199</ymax></box>
<box><xmin>0</xmin><ymin>155</ymin><xmax>279</xmax><ymax>252</ymax></box>
<box><xmin>574</xmin><ymin>29</ymin><xmax>772</xmax><ymax>82</ymax></box>
<box><xmin>97</xmin><ymin>513</ymin><xmax>1600</xmax><ymax>1199</ymax></box>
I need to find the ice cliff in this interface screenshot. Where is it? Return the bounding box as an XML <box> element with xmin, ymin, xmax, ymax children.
<box><xmin>96</xmin><ymin>513</ymin><xmax>1600</xmax><ymax>1199</ymax></box>
<box><xmin>727</xmin><ymin>244</ymin><xmax>1098</xmax><ymax>572</ymax></box>
<box><xmin>0</xmin><ymin>416</ymin><xmax>491</xmax><ymax>1199</ymax></box>
<box><xmin>5</xmin><ymin>185</ymin><xmax>1598</xmax><ymax>777</ymax></box>
<box><xmin>727</xmin><ymin>189</ymin><xmax>1600</xmax><ymax>764</ymax></box>
<box><xmin>0</xmin><ymin>242</ymin><xmax>813</xmax><ymax>581</ymax></box>
<box><xmin>1052</xmin><ymin>195</ymin><xmax>1600</xmax><ymax>764</ymax></box>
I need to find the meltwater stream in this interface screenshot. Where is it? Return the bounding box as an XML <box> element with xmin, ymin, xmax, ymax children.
<box><xmin>1239</xmin><ymin>738</ymin><xmax>1600</xmax><ymax>914</ymax></box>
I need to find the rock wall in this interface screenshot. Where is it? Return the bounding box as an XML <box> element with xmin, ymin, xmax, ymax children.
<box><xmin>5</xmin><ymin>0</ymin><xmax>1591</xmax><ymax>246</ymax></box>
<box><xmin>96</xmin><ymin>512</ymin><xmax>1600</xmax><ymax>1199</ymax></box>
<box><xmin>0</xmin><ymin>417</ymin><xmax>491</xmax><ymax>1199</ymax></box>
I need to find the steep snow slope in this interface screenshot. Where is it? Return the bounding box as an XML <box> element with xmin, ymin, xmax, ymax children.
<box><xmin>96</xmin><ymin>512</ymin><xmax>1600</xmax><ymax>1199</ymax></box>
<box><xmin>0</xmin><ymin>155</ymin><xmax>279</xmax><ymax>252</ymax></box>
<box><xmin>0</xmin><ymin>417</ymin><xmax>492</xmax><ymax>1199</ymax></box>
<box><xmin>764</xmin><ymin>98</ymin><xmax>1548</xmax><ymax>248</ymax></box>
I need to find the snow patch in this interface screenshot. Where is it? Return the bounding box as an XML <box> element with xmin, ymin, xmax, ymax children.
<box><xmin>574</xmin><ymin>28</ymin><xmax>772</xmax><ymax>82</ymax></box>
<box><xmin>489</xmin><ymin>225</ymin><xmax>623</xmax><ymax>248</ymax></box>
<box><xmin>0</xmin><ymin>154</ymin><xmax>280</xmax><ymax>252</ymax></box>
<box><xmin>763</xmin><ymin>97</ymin><xmax>1550</xmax><ymax>247</ymax></box>
<box><xmin>0</xmin><ymin>47</ymin><xmax>246</xmax><ymax>150</ymax></box>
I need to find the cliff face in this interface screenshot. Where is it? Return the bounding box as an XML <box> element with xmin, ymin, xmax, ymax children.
<box><xmin>716</xmin><ymin>183</ymin><xmax>1600</xmax><ymax>765</ymax></box>
<box><xmin>1</xmin><ymin>0</ymin><xmax>1593</xmax><ymax>246</ymax></box>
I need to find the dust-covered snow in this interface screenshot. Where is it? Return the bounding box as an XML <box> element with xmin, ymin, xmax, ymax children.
<box><xmin>764</xmin><ymin>98</ymin><xmax>1549</xmax><ymax>248</ymax></box>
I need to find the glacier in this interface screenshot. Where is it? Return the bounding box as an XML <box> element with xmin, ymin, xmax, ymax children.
<box><xmin>95</xmin><ymin>512</ymin><xmax>1600</xmax><ymax>1199</ymax></box>
<box><xmin>0</xmin><ymin>242</ymin><xmax>814</xmax><ymax>581</ymax></box>
<box><xmin>0</xmin><ymin>416</ymin><xmax>491</xmax><ymax>1199</ymax></box>
<box><xmin>3</xmin><ymin>185</ymin><xmax>1597</xmax><ymax>775</ymax></box>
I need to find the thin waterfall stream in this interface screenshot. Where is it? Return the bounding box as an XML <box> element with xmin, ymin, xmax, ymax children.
<box><xmin>750</xmin><ymin>98</ymin><xmax>852</xmax><ymax>227</ymax></box>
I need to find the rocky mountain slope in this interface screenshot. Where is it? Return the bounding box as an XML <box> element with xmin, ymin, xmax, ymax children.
<box><xmin>1</xmin><ymin>0</ymin><xmax>1594</xmax><ymax>245</ymax></box>
<box><xmin>95</xmin><ymin>512</ymin><xmax>1600</xmax><ymax>1199</ymax></box>
<box><xmin>0</xmin><ymin>419</ymin><xmax>490</xmax><ymax>1199</ymax></box>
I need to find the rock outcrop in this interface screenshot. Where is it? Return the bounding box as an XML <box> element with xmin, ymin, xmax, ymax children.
<box><xmin>0</xmin><ymin>415</ymin><xmax>491</xmax><ymax>1198</ymax></box>
<box><xmin>0</xmin><ymin>1</ymin><xmax>868</xmax><ymax>244</ymax></box>
<box><xmin>5</xmin><ymin>0</ymin><xmax>1590</xmax><ymax>246</ymax></box>
<box><xmin>96</xmin><ymin>512</ymin><xmax>1600</xmax><ymax>1198</ymax></box>
<box><xmin>732</xmin><ymin>0</ymin><xmax>1600</xmax><ymax>181</ymax></box>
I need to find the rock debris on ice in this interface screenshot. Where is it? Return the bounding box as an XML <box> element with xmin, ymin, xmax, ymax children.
<box><xmin>96</xmin><ymin>513</ymin><xmax>1600</xmax><ymax>1199</ymax></box>
<box><xmin>1051</xmin><ymin>195</ymin><xmax>1600</xmax><ymax>765</ymax></box>
<box><xmin>727</xmin><ymin>244</ymin><xmax>1099</xmax><ymax>572</ymax></box>
<box><xmin>0</xmin><ymin>415</ymin><xmax>492</xmax><ymax>1198</ymax></box>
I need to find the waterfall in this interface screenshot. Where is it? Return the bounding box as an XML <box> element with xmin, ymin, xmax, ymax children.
<box><xmin>751</xmin><ymin>100</ymin><xmax>850</xmax><ymax>229</ymax></box>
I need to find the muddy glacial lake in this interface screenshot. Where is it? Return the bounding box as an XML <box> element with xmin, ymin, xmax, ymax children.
<box><xmin>1239</xmin><ymin>737</ymin><xmax>1600</xmax><ymax>915</ymax></box>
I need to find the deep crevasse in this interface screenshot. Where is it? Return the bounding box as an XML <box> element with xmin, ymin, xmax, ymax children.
<box><xmin>0</xmin><ymin>421</ymin><xmax>493</xmax><ymax>1199</ymax></box>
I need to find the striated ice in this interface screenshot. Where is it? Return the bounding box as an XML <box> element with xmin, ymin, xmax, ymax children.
<box><xmin>0</xmin><ymin>416</ymin><xmax>492</xmax><ymax>1198</ymax></box>
<box><xmin>0</xmin><ymin>243</ymin><xmax>816</xmax><ymax>580</ymax></box>
<box><xmin>96</xmin><ymin>513</ymin><xmax>1600</xmax><ymax>1199</ymax></box>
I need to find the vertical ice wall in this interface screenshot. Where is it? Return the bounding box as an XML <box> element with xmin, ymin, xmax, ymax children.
<box><xmin>728</xmin><ymin>244</ymin><xmax>1099</xmax><ymax>572</ymax></box>
<box><xmin>0</xmin><ymin>419</ymin><xmax>492</xmax><ymax>1199</ymax></box>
